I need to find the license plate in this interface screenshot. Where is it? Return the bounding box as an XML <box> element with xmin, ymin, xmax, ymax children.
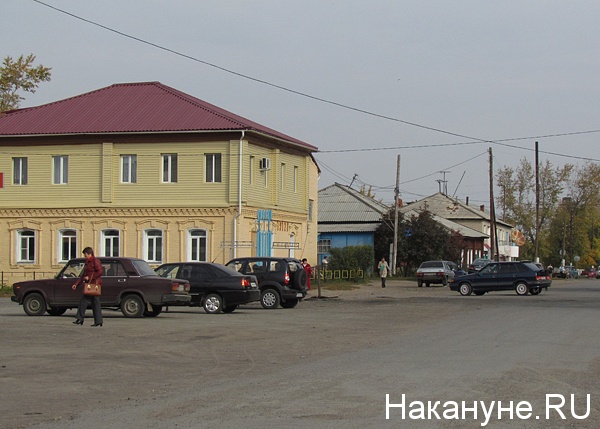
<box><xmin>251</xmin><ymin>282</ymin><xmax>257</xmax><ymax>287</ymax></box>
<box><xmin>296</xmin><ymin>292</ymin><xmax>304</xmax><ymax>298</ymax></box>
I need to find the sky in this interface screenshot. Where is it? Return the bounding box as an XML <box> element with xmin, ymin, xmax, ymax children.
<box><xmin>4</xmin><ymin>0</ymin><xmax>600</xmax><ymax>206</ymax></box>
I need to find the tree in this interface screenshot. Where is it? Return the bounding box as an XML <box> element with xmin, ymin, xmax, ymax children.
<box><xmin>375</xmin><ymin>208</ymin><xmax>464</xmax><ymax>275</ymax></box>
<box><xmin>496</xmin><ymin>158</ymin><xmax>572</xmax><ymax>261</ymax></box>
<box><xmin>1</xmin><ymin>54</ymin><xmax>51</xmax><ymax>113</ymax></box>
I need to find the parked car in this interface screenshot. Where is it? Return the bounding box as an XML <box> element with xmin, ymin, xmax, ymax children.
<box><xmin>416</xmin><ymin>260</ymin><xmax>455</xmax><ymax>287</ymax></box>
<box><xmin>553</xmin><ymin>265</ymin><xmax>578</xmax><ymax>279</ymax></box>
<box><xmin>581</xmin><ymin>267</ymin><xmax>597</xmax><ymax>279</ymax></box>
<box><xmin>11</xmin><ymin>257</ymin><xmax>191</xmax><ymax>318</ymax></box>
<box><xmin>467</xmin><ymin>258</ymin><xmax>490</xmax><ymax>273</ymax></box>
<box><xmin>155</xmin><ymin>262</ymin><xmax>260</xmax><ymax>314</ymax></box>
<box><xmin>450</xmin><ymin>261</ymin><xmax>552</xmax><ymax>296</ymax></box>
<box><xmin>226</xmin><ymin>257</ymin><xmax>308</xmax><ymax>309</ymax></box>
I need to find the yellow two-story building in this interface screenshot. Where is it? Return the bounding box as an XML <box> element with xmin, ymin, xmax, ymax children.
<box><xmin>0</xmin><ymin>82</ymin><xmax>319</xmax><ymax>280</ymax></box>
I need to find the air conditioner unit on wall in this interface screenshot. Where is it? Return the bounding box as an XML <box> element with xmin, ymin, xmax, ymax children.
<box><xmin>259</xmin><ymin>157</ymin><xmax>271</xmax><ymax>170</ymax></box>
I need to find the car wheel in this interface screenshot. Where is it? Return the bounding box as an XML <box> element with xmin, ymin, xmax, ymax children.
<box><xmin>143</xmin><ymin>304</ymin><xmax>163</xmax><ymax>317</ymax></box>
<box><xmin>281</xmin><ymin>299</ymin><xmax>299</xmax><ymax>309</ymax></box>
<box><xmin>203</xmin><ymin>293</ymin><xmax>223</xmax><ymax>314</ymax></box>
<box><xmin>458</xmin><ymin>283</ymin><xmax>472</xmax><ymax>296</ymax></box>
<box><xmin>417</xmin><ymin>280</ymin><xmax>423</xmax><ymax>287</ymax></box>
<box><xmin>425</xmin><ymin>282</ymin><xmax>430</xmax><ymax>287</ymax></box>
<box><xmin>294</xmin><ymin>269</ymin><xmax>308</xmax><ymax>289</ymax></box>
<box><xmin>474</xmin><ymin>291</ymin><xmax>485</xmax><ymax>296</ymax></box>
<box><xmin>120</xmin><ymin>294</ymin><xmax>145</xmax><ymax>318</ymax></box>
<box><xmin>529</xmin><ymin>287</ymin><xmax>541</xmax><ymax>296</ymax></box>
<box><xmin>515</xmin><ymin>282</ymin><xmax>529</xmax><ymax>296</ymax></box>
<box><xmin>47</xmin><ymin>307</ymin><xmax>67</xmax><ymax>316</ymax></box>
<box><xmin>23</xmin><ymin>293</ymin><xmax>46</xmax><ymax>316</ymax></box>
<box><xmin>261</xmin><ymin>288</ymin><xmax>280</xmax><ymax>309</ymax></box>
<box><xmin>442</xmin><ymin>276</ymin><xmax>448</xmax><ymax>286</ymax></box>
<box><xmin>223</xmin><ymin>305</ymin><xmax>237</xmax><ymax>313</ymax></box>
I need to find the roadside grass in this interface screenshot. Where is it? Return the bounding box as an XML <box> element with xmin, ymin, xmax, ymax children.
<box><xmin>0</xmin><ymin>285</ymin><xmax>13</xmax><ymax>297</ymax></box>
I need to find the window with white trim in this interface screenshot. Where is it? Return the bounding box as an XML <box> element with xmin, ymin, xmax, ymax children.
<box><xmin>249</xmin><ymin>156</ymin><xmax>255</xmax><ymax>186</ymax></box>
<box><xmin>317</xmin><ymin>239</ymin><xmax>331</xmax><ymax>253</ymax></box>
<box><xmin>144</xmin><ymin>229</ymin><xmax>163</xmax><ymax>263</ymax></box>
<box><xmin>59</xmin><ymin>229</ymin><xmax>77</xmax><ymax>262</ymax></box>
<box><xmin>162</xmin><ymin>154</ymin><xmax>178</xmax><ymax>183</ymax></box>
<box><xmin>17</xmin><ymin>230</ymin><xmax>36</xmax><ymax>263</ymax></box>
<box><xmin>293</xmin><ymin>166</ymin><xmax>298</xmax><ymax>193</ymax></box>
<box><xmin>13</xmin><ymin>157</ymin><xmax>28</xmax><ymax>185</ymax></box>
<box><xmin>53</xmin><ymin>155</ymin><xmax>68</xmax><ymax>184</ymax></box>
<box><xmin>101</xmin><ymin>229</ymin><xmax>120</xmax><ymax>257</ymax></box>
<box><xmin>280</xmin><ymin>163</ymin><xmax>286</xmax><ymax>191</ymax></box>
<box><xmin>205</xmin><ymin>154</ymin><xmax>222</xmax><ymax>183</ymax></box>
<box><xmin>121</xmin><ymin>155</ymin><xmax>137</xmax><ymax>183</ymax></box>
<box><xmin>188</xmin><ymin>229</ymin><xmax>207</xmax><ymax>262</ymax></box>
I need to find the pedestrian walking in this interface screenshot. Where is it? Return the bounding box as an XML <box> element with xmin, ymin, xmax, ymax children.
<box><xmin>302</xmin><ymin>258</ymin><xmax>313</xmax><ymax>290</ymax></box>
<box><xmin>72</xmin><ymin>247</ymin><xmax>103</xmax><ymax>327</ymax></box>
<box><xmin>378</xmin><ymin>257</ymin><xmax>390</xmax><ymax>288</ymax></box>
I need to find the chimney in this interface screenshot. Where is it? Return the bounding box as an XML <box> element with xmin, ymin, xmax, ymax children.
<box><xmin>480</xmin><ymin>205</ymin><xmax>485</xmax><ymax>212</ymax></box>
<box><xmin>465</xmin><ymin>196</ymin><xmax>469</xmax><ymax>206</ymax></box>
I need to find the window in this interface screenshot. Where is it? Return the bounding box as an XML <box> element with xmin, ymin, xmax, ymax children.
<box><xmin>17</xmin><ymin>230</ymin><xmax>36</xmax><ymax>263</ymax></box>
<box><xmin>188</xmin><ymin>229</ymin><xmax>207</xmax><ymax>261</ymax></box>
<box><xmin>308</xmin><ymin>200</ymin><xmax>314</xmax><ymax>222</ymax></box>
<box><xmin>121</xmin><ymin>155</ymin><xmax>137</xmax><ymax>183</ymax></box>
<box><xmin>13</xmin><ymin>157</ymin><xmax>28</xmax><ymax>185</ymax></box>
<box><xmin>59</xmin><ymin>229</ymin><xmax>77</xmax><ymax>262</ymax></box>
<box><xmin>101</xmin><ymin>229</ymin><xmax>120</xmax><ymax>257</ymax></box>
<box><xmin>317</xmin><ymin>239</ymin><xmax>331</xmax><ymax>253</ymax></box>
<box><xmin>249</xmin><ymin>156</ymin><xmax>255</xmax><ymax>185</ymax></box>
<box><xmin>205</xmin><ymin>154</ymin><xmax>222</xmax><ymax>183</ymax></box>
<box><xmin>144</xmin><ymin>229</ymin><xmax>163</xmax><ymax>263</ymax></box>
<box><xmin>162</xmin><ymin>154</ymin><xmax>177</xmax><ymax>183</ymax></box>
<box><xmin>293</xmin><ymin>166</ymin><xmax>298</xmax><ymax>193</ymax></box>
<box><xmin>280</xmin><ymin>163</ymin><xmax>286</xmax><ymax>191</ymax></box>
<box><xmin>53</xmin><ymin>155</ymin><xmax>68</xmax><ymax>184</ymax></box>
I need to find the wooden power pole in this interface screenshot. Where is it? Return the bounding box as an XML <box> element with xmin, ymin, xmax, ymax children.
<box><xmin>489</xmin><ymin>148</ymin><xmax>496</xmax><ymax>261</ymax></box>
<box><xmin>392</xmin><ymin>155</ymin><xmax>401</xmax><ymax>274</ymax></box>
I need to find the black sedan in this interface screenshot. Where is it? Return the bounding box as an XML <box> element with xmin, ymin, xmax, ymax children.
<box><xmin>155</xmin><ymin>262</ymin><xmax>260</xmax><ymax>314</ymax></box>
<box><xmin>450</xmin><ymin>261</ymin><xmax>552</xmax><ymax>296</ymax></box>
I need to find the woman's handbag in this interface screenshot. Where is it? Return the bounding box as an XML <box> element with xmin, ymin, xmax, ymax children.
<box><xmin>83</xmin><ymin>275</ymin><xmax>101</xmax><ymax>296</ymax></box>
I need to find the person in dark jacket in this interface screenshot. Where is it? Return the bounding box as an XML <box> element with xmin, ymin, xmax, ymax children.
<box><xmin>72</xmin><ymin>247</ymin><xmax>103</xmax><ymax>327</ymax></box>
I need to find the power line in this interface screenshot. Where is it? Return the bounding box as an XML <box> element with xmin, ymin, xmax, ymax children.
<box><xmin>31</xmin><ymin>0</ymin><xmax>600</xmax><ymax>162</ymax></box>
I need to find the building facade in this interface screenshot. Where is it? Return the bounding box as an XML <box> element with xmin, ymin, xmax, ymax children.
<box><xmin>0</xmin><ymin>82</ymin><xmax>319</xmax><ymax>282</ymax></box>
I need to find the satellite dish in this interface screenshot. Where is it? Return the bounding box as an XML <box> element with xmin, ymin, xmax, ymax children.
<box><xmin>510</xmin><ymin>229</ymin><xmax>526</xmax><ymax>246</ymax></box>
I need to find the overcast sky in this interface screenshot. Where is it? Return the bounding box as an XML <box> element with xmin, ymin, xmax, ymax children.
<box><xmin>4</xmin><ymin>0</ymin><xmax>600</xmax><ymax>205</ymax></box>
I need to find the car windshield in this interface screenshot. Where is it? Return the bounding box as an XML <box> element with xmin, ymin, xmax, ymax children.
<box><xmin>60</xmin><ymin>260</ymin><xmax>85</xmax><ymax>278</ymax></box>
<box><xmin>155</xmin><ymin>264</ymin><xmax>179</xmax><ymax>278</ymax></box>
<box><xmin>420</xmin><ymin>261</ymin><xmax>443</xmax><ymax>268</ymax></box>
<box><xmin>133</xmin><ymin>259</ymin><xmax>159</xmax><ymax>276</ymax></box>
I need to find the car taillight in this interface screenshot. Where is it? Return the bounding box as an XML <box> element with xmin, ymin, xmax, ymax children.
<box><xmin>436</xmin><ymin>271</ymin><xmax>444</xmax><ymax>277</ymax></box>
<box><xmin>284</xmin><ymin>272</ymin><xmax>290</xmax><ymax>285</ymax></box>
<box><xmin>416</xmin><ymin>272</ymin><xmax>423</xmax><ymax>277</ymax></box>
<box><xmin>241</xmin><ymin>278</ymin><xmax>250</xmax><ymax>287</ymax></box>
<box><xmin>171</xmin><ymin>282</ymin><xmax>188</xmax><ymax>292</ymax></box>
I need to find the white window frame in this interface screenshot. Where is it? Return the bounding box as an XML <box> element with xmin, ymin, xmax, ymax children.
<box><xmin>53</xmin><ymin>155</ymin><xmax>68</xmax><ymax>185</ymax></box>
<box><xmin>205</xmin><ymin>153</ymin><xmax>222</xmax><ymax>183</ymax></box>
<box><xmin>17</xmin><ymin>229</ymin><xmax>36</xmax><ymax>263</ymax></box>
<box><xmin>58</xmin><ymin>229</ymin><xmax>78</xmax><ymax>263</ymax></box>
<box><xmin>101</xmin><ymin>229</ymin><xmax>120</xmax><ymax>257</ymax></box>
<box><xmin>13</xmin><ymin>157</ymin><xmax>28</xmax><ymax>185</ymax></box>
<box><xmin>121</xmin><ymin>155</ymin><xmax>137</xmax><ymax>184</ymax></box>
<box><xmin>187</xmin><ymin>229</ymin><xmax>208</xmax><ymax>262</ymax></box>
<box><xmin>293</xmin><ymin>166</ymin><xmax>298</xmax><ymax>193</ymax></box>
<box><xmin>144</xmin><ymin>229</ymin><xmax>163</xmax><ymax>263</ymax></box>
<box><xmin>162</xmin><ymin>154</ymin><xmax>178</xmax><ymax>183</ymax></box>
<box><xmin>249</xmin><ymin>156</ymin><xmax>255</xmax><ymax>186</ymax></box>
<box><xmin>280</xmin><ymin>163</ymin><xmax>286</xmax><ymax>191</ymax></box>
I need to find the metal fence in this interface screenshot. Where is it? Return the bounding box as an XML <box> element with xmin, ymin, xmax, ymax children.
<box><xmin>1</xmin><ymin>272</ymin><xmax>56</xmax><ymax>288</ymax></box>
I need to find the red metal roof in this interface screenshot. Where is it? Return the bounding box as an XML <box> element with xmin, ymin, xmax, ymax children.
<box><xmin>0</xmin><ymin>81</ymin><xmax>317</xmax><ymax>151</ymax></box>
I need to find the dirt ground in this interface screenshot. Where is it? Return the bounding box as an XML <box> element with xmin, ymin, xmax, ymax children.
<box><xmin>1</xmin><ymin>279</ymin><xmax>598</xmax><ymax>429</ymax></box>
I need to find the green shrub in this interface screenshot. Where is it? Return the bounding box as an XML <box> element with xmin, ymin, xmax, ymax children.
<box><xmin>329</xmin><ymin>245</ymin><xmax>375</xmax><ymax>278</ymax></box>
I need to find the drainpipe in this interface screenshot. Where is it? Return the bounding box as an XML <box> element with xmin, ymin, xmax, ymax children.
<box><xmin>233</xmin><ymin>130</ymin><xmax>245</xmax><ymax>259</ymax></box>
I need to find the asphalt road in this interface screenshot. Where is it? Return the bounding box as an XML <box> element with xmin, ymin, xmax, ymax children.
<box><xmin>1</xmin><ymin>278</ymin><xmax>599</xmax><ymax>429</ymax></box>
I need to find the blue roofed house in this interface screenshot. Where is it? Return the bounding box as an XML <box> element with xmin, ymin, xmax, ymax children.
<box><xmin>317</xmin><ymin>183</ymin><xmax>389</xmax><ymax>264</ymax></box>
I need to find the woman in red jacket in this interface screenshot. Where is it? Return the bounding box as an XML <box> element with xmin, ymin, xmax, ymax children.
<box><xmin>72</xmin><ymin>247</ymin><xmax>103</xmax><ymax>327</ymax></box>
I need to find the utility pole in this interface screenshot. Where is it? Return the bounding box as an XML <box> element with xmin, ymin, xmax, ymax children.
<box><xmin>489</xmin><ymin>148</ymin><xmax>496</xmax><ymax>261</ymax></box>
<box><xmin>534</xmin><ymin>141</ymin><xmax>540</xmax><ymax>262</ymax></box>
<box><xmin>392</xmin><ymin>155</ymin><xmax>401</xmax><ymax>274</ymax></box>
